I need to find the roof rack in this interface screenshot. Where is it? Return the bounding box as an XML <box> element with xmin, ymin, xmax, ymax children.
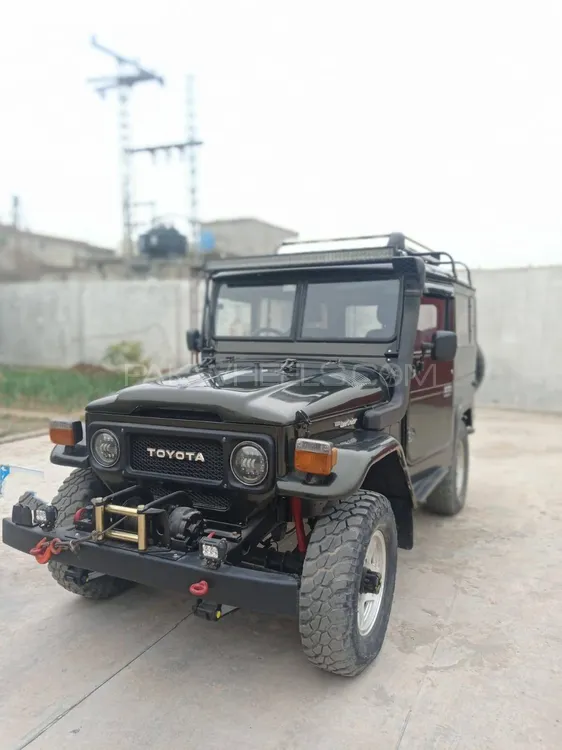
<box><xmin>278</xmin><ymin>232</ymin><xmax>472</xmax><ymax>286</ymax></box>
<box><xmin>205</xmin><ymin>232</ymin><xmax>472</xmax><ymax>286</ymax></box>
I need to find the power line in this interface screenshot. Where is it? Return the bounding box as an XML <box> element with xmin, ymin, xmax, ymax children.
<box><xmin>88</xmin><ymin>36</ymin><xmax>164</xmax><ymax>258</ymax></box>
<box><xmin>186</xmin><ymin>74</ymin><xmax>200</xmax><ymax>250</ymax></box>
<box><xmin>88</xmin><ymin>39</ymin><xmax>203</xmax><ymax>268</ymax></box>
<box><xmin>124</xmin><ymin>77</ymin><xmax>203</xmax><ymax>251</ymax></box>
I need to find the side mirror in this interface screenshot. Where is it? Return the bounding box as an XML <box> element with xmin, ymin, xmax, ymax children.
<box><xmin>186</xmin><ymin>329</ymin><xmax>201</xmax><ymax>353</ymax></box>
<box><xmin>432</xmin><ymin>330</ymin><xmax>457</xmax><ymax>361</ymax></box>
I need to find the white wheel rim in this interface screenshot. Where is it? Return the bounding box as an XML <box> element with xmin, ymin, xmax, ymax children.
<box><xmin>357</xmin><ymin>529</ymin><xmax>386</xmax><ymax>636</ymax></box>
<box><xmin>456</xmin><ymin>441</ymin><xmax>466</xmax><ymax>498</ymax></box>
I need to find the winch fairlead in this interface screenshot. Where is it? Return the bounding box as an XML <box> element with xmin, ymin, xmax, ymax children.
<box><xmin>92</xmin><ymin>498</ymin><xmax>148</xmax><ymax>552</ymax></box>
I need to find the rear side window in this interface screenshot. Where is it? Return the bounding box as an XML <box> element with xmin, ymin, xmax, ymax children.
<box><xmin>470</xmin><ymin>297</ymin><xmax>477</xmax><ymax>340</ymax></box>
<box><xmin>456</xmin><ymin>296</ymin><xmax>471</xmax><ymax>346</ymax></box>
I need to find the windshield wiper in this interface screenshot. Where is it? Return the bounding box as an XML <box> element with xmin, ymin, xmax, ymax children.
<box><xmin>280</xmin><ymin>358</ymin><xmax>298</xmax><ymax>374</ymax></box>
<box><xmin>191</xmin><ymin>341</ymin><xmax>217</xmax><ymax>370</ymax></box>
<box><xmin>193</xmin><ymin>355</ymin><xmax>216</xmax><ymax>371</ymax></box>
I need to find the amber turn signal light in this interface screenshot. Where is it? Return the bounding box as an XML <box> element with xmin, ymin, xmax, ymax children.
<box><xmin>294</xmin><ymin>438</ymin><xmax>337</xmax><ymax>476</ymax></box>
<box><xmin>49</xmin><ymin>419</ymin><xmax>83</xmax><ymax>447</ymax></box>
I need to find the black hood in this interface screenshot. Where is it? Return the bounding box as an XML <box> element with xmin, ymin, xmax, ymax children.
<box><xmin>86</xmin><ymin>361</ymin><xmax>390</xmax><ymax>426</ymax></box>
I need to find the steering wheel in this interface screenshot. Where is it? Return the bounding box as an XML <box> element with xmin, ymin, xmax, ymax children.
<box><xmin>252</xmin><ymin>327</ymin><xmax>286</xmax><ymax>337</ymax></box>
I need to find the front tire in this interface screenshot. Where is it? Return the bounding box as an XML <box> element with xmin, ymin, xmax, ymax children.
<box><xmin>299</xmin><ymin>490</ymin><xmax>398</xmax><ymax>677</ymax></box>
<box><xmin>48</xmin><ymin>468</ymin><xmax>133</xmax><ymax>600</ymax></box>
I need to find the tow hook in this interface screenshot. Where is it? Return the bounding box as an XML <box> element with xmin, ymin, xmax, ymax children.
<box><xmin>189</xmin><ymin>580</ymin><xmax>209</xmax><ymax>597</ymax></box>
<box><xmin>361</xmin><ymin>571</ymin><xmax>382</xmax><ymax>595</ymax></box>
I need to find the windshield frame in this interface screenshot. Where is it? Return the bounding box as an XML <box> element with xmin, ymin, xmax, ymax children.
<box><xmin>209</xmin><ymin>268</ymin><xmax>403</xmax><ymax>345</ymax></box>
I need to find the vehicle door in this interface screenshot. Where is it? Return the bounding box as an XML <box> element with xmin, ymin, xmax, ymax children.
<box><xmin>406</xmin><ymin>295</ymin><xmax>454</xmax><ymax>465</ymax></box>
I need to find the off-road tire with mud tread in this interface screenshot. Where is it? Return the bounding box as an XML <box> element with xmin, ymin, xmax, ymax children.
<box><xmin>16</xmin><ymin>491</ymin><xmax>44</xmax><ymax>512</ymax></box>
<box><xmin>425</xmin><ymin>422</ymin><xmax>469</xmax><ymax>516</ymax></box>
<box><xmin>47</xmin><ymin>468</ymin><xmax>133</xmax><ymax>599</ymax></box>
<box><xmin>475</xmin><ymin>345</ymin><xmax>486</xmax><ymax>389</ymax></box>
<box><xmin>299</xmin><ymin>490</ymin><xmax>398</xmax><ymax>677</ymax></box>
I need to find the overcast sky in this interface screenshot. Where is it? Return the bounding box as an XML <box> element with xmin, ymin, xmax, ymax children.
<box><xmin>0</xmin><ymin>0</ymin><xmax>561</xmax><ymax>268</ymax></box>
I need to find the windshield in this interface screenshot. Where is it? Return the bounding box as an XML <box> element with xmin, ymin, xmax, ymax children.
<box><xmin>215</xmin><ymin>282</ymin><xmax>297</xmax><ymax>337</ymax></box>
<box><xmin>214</xmin><ymin>277</ymin><xmax>400</xmax><ymax>341</ymax></box>
<box><xmin>302</xmin><ymin>279</ymin><xmax>400</xmax><ymax>340</ymax></box>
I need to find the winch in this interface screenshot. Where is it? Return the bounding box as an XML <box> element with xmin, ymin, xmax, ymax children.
<box><xmin>168</xmin><ymin>506</ymin><xmax>205</xmax><ymax>548</ymax></box>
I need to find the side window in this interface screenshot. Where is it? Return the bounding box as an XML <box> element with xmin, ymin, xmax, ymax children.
<box><xmin>469</xmin><ymin>297</ymin><xmax>476</xmax><ymax>341</ymax></box>
<box><xmin>415</xmin><ymin>300</ymin><xmax>439</xmax><ymax>349</ymax></box>
<box><xmin>456</xmin><ymin>296</ymin><xmax>470</xmax><ymax>346</ymax></box>
<box><xmin>418</xmin><ymin>304</ymin><xmax>438</xmax><ymax>332</ymax></box>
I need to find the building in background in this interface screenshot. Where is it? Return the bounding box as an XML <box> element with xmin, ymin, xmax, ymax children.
<box><xmin>199</xmin><ymin>218</ymin><xmax>298</xmax><ymax>258</ymax></box>
<box><xmin>0</xmin><ymin>223</ymin><xmax>115</xmax><ymax>282</ymax></box>
<box><xmin>0</xmin><ymin>217</ymin><xmax>298</xmax><ymax>282</ymax></box>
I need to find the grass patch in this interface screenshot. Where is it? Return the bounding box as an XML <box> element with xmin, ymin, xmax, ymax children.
<box><xmin>0</xmin><ymin>365</ymin><xmax>140</xmax><ymax>412</ymax></box>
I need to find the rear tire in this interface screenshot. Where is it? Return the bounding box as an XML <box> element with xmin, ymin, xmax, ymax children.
<box><xmin>48</xmin><ymin>468</ymin><xmax>133</xmax><ymax>600</ymax></box>
<box><xmin>475</xmin><ymin>345</ymin><xmax>485</xmax><ymax>389</ymax></box>
<box><xmin>425</xmin><ymin>422</ymin><xmax>469</xmax><ymax>516</ymax></box>
<box><xmin>299</xmin><ymin>490</ymin><xmax>398</xmax><ymax>677</ymax></box>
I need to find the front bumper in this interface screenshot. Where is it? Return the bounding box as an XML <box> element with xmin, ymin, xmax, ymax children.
<box><xmin>1</xmin><ymin>518</ymin><xmax>299</xmax><ymax>616</ymax></box>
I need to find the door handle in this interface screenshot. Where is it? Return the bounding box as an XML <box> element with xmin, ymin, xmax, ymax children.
<box><xmin>413</xmin><ymin>356</ymin><xmax>424</xmax><ymax>375</ymax></box>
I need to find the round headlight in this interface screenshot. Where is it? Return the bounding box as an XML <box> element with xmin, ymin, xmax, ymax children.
<box><xmin>91</xmin><ymin>429</ymin><xmax>120</xmax><ymax>467</ymax></box>
<box><xmin>230</xmin><ymin>442</ymin><xmax>268</xmax><ymax>486</ymax></box>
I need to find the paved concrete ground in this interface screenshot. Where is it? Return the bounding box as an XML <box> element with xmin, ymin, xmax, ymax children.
<box><xmin>1</xmin><ymin>409</ymin><xmax>561</xmax><ymax>750</ymax></box>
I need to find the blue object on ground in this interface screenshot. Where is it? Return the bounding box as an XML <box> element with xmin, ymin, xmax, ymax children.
<box><xmin>0</xmin><ymin>464</ymin><xmax>44</xmax><ymax>496</ymax></box>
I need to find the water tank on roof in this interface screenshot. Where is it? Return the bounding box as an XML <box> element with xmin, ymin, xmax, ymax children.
<box><xmin>138</xmin><ymin>224</ymin><xmax>188</xmax><ymax>258</ymax></box>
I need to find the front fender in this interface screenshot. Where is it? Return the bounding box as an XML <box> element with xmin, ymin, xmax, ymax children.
<box><xmin>50</xmin><ymin>442</ymin><xmax>90</xmax><ymax>470</ymax></box>
<box><xmin>277</xmin><ymin>431</ymin><xmax>413</xmax><ymax>505</ymax></box>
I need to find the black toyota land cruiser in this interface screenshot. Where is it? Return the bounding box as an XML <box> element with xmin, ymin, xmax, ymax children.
<box><xmin>2</xmin><ymin>232</ymin><xmax>483</xmax><ymax>677</ymax></box>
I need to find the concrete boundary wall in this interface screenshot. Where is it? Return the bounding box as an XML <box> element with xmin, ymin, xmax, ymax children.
<box><xmin>472</xmin><ymin>266</ymin><xmax>562</xmax><ymax>413</ymax></box>
<box><xmin>0</xmin><ymin>280</ymin><xmax>203</xmax><ymax>370</ymax></box>
<box><xmin>1</xmin><ymin>268</ymin><xmax>561</xmax><ymax>412</ymax></box>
